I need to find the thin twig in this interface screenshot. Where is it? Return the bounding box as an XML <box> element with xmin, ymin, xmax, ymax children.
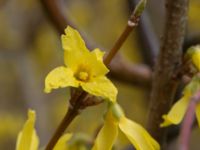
<box><xmin>146</xmin><ymin>0</ymin><xmax>189</xmax><ymax>145</ymax></box>
<box><xmin>179</xmin><ymin>90</ymin><xmax>200</xmax><ymax>150</ymax></box>
<box><xmin>104</xmin><ymin>18</ymin><xmax>139</xmax><ymax>65</ymax></box>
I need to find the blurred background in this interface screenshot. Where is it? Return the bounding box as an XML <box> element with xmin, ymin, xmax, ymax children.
<box><xmin>0</xmin><ymin>0</ymin><xmax>200</xmax><ymax>149</ymax></box>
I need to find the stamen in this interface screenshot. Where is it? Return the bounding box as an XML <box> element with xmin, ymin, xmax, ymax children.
<box><xmin>78</xmin><ymin>71</ymin><xmax>89</xmax><ymax>81</ymax></box>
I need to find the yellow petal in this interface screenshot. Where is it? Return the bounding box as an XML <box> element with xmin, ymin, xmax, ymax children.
<box><xmin>62</xmin><ymin>26</ymin><xmax>89</xmax><ymax>69</ymax></box>
<box><xmin>119</xmin><ymin>117</ymin><xmax>160</xmax><ymax>150</ymax></box>
<box><xmin>62</xmin><ymin>26</ymin><xmax>88</xmax><ymax>53</ymax></box>
<box><xmin>45</xmin><ymin>66</ymin><xmax>79</xmax><ymax>93</ymax></box>
<box><xmin>81</xmin><ymin>76</ymin><xmax>117</xmax><ymax>102</ymax></box>
<box><xmin>16</xmin><ymin>110</ymin><xmax>39</xmax><ymax>150</ymax></box>
<box><xmin>195</xmin><ymin>103</ymin><xmax>200</xmax><ymax>127</ymax></box>
<box><xmin>92</xmin><ymin>111</ymin><xmax>118</xmax><ymax>150</ymax></box>
<box><xmin>53</xmin><ymin>133</ymin><xmax>72</xmax><ymax>150</ymax></box>
<box><xmin>160</xmin><ymin>97</ymin><xmax>190</xmax><ymax>127</ymax></box>
<box><xmin>62</xmin><ymin>26</ymin><xmax>108</xmax><ymax>77</ymax></box>
<box><xmin>88</xmin><ymin>48</ymin><xmax>109</xmax><ymax>76</ymax></box>
<box><xmin>92</xmin><ymin>48</ymin><xmax>105</xmax><ymax>61</ymax></box>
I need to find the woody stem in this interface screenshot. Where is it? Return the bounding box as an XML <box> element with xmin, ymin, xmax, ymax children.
<box><xmin>104</xmin><ymin>17</ymin><xmax>140</xmax><ymax>65</ymax></box>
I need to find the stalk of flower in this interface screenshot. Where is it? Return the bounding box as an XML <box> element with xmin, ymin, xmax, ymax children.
<box><xmin>92</xmin><ymin>103</ymin><xmax>160</xmax><ymax>150</ymax></box>
<box><xmin>44</xmin><ymin>0</ymin><xmax>147</xmax><ymax>149</ymax></box>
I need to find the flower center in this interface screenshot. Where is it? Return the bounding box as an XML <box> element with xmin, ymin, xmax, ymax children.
<box><xmin>77</xmin><ymin>71</ymin><xmax>89</xmax><ymax>81</ymax></box>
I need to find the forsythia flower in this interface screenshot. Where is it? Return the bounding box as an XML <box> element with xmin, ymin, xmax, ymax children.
<box><xmin>45</xmin><ymin>26</ymin><xmax>117</xmax><ymax>102</ymax></box>
<box><xmin>92</xmin><ymin>103</ymin><xmax>160</xmax><ymax>150</ymax></box>
<box><xmin>160</xmin><ymin>75</ymin><xmax>200</xmax><ymax>127</ymax></box>
<box><xmin>16</xmin><ymin>110</ymin><xmax>72</xmax><ymax>150</ymax></box>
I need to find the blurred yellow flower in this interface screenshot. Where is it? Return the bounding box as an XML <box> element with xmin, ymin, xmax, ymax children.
<box><xmin>92</xmin><ymin>103</ymin><xmax>160</xmax><ymax>150</ymax></box>
<box><xmin>16</xmin><ymin>110</ymin><xmax>39</xmax><ymax>150</ymax></box>
<box><xmin>16</xmin><ymin>110</ymin><xmax>72</xmax><ymax>150</ymax></box>
<box><xmin>45</xmin><ymin>26</ymin><xmax>117</xmax><ymax>102</ymax></box>
<box><xmin>160</xmin><ymin>76</ymin><xmax>200</xmax><ymax>127</ymax></box>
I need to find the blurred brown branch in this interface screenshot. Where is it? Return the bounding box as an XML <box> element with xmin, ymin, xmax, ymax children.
<box><xmin>146</xmin><ymin>0</ymin><xmax>189</xmax><ymax>146</ymax></box>
<box><xmin>39</xmin><ymin>0</ymin><xmax>151</xmax><ymax>88</ymax></box>
<box><xmin>109</xmin><ymin>55</ymin><xmax>151</xmax><ymax>87</ymax></box>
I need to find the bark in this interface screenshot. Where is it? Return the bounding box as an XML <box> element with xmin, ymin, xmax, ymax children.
<box><xmin>146</xmin><ymin>0</ymin><xmax>189</xmax><ymax>145</ymax></box>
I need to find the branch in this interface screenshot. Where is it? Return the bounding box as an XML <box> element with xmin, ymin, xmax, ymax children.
<box><xmin>39</xmin><ymin>0</ymin><xmax>151</xmax><ymax>87</ymax></box>
<box><xmin>146</xmin><ymin>0</ymin><xmax>189</xmax><ymax>145</ymax></box>
<box><xmin>179</xmin><ymin>90</ymin><xmax>200</xmax><ymax>150</ymax></box>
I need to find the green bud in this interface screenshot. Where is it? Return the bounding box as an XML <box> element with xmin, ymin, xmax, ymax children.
<box><xmin>133</xmin><ymin>0</ymin><xmax>147</xmax><ymax>17</ymax></box>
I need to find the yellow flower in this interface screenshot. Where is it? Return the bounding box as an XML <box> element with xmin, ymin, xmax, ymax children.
<box><xmin>186</xmin><ymin>45</ymin><xmax>200</xmax><ymax>70</ymax></box>
<box><xmin>160</xmin><ymin>75</ymin><xmax>200</xmax><ymax>127</ymax></box>
<box><xmin>45</xmin><ymin>26</ymin><xmax>117</xmax><ymax>102</ymax></box>
<box><xmin>16</xmin><ymin>110</ymin><xmax>72</xmax><ymax>150</ymax></box>
<box><xmin>92</xmin><ymin>103</ymin><xmax>160</xmax><ymax>150</ymax></box>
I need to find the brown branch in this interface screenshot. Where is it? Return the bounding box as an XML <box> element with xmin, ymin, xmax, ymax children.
<box><xmin>179</xmin><ymin>90</ymin><xmax>200</xmax><ymax>150</ymax></box>
<box><xmin>146</xmin><ymin>0</ymin><xmax>189</xmax><ymax>145</ymax></box>
<box><xmin>39</xmin><ymin>0</ymin><xmax>150</xmax><ymax>87</ymax></box>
